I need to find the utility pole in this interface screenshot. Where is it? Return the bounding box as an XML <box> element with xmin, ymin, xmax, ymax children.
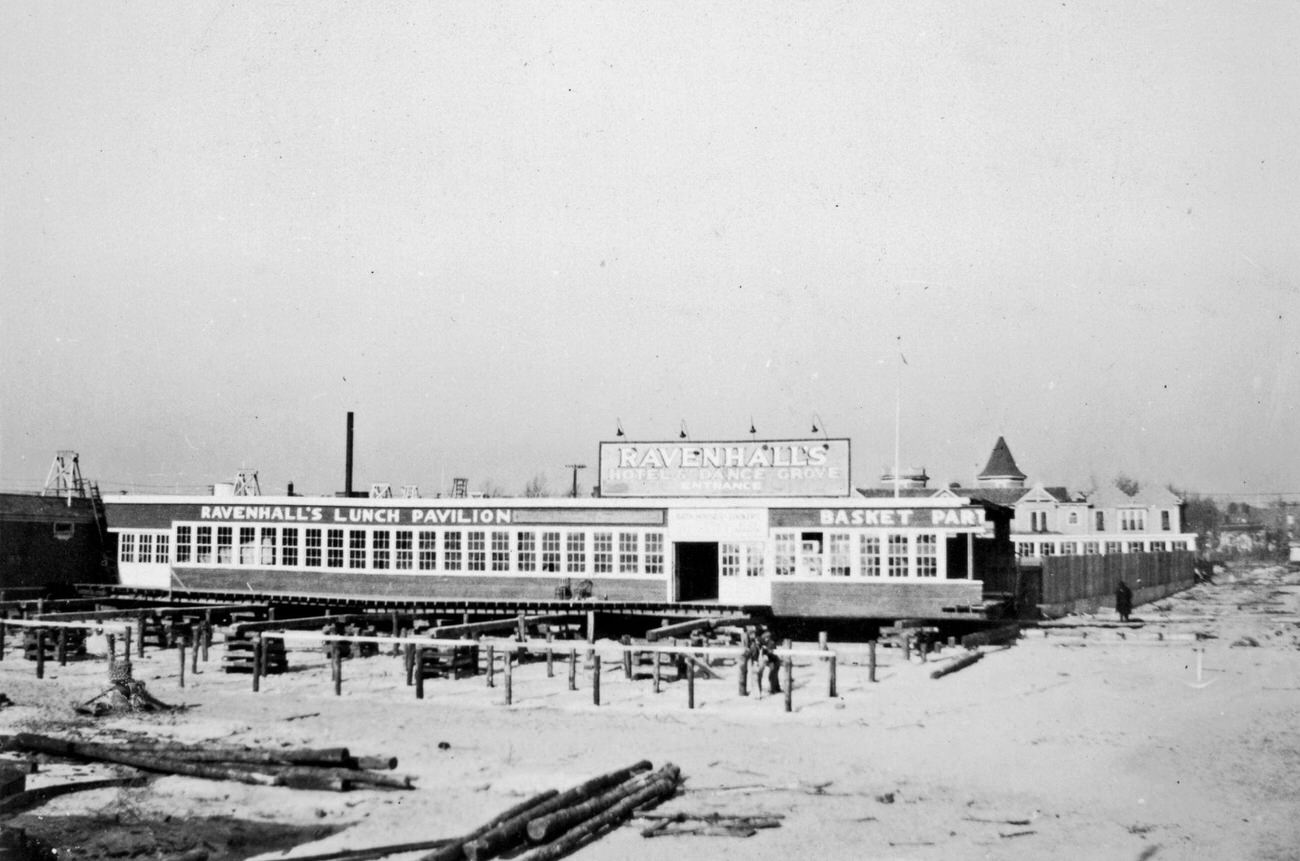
<box><xmin>565</xmin><ymin>464</ymin><xmax>587</xmax><ymax>498</ymax></box>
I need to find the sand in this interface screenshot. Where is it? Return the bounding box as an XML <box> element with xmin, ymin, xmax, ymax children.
<box><xmin>2</xmin><ymin>561</ymin><xmax>1298</xmax><ymax>860</ymax></box>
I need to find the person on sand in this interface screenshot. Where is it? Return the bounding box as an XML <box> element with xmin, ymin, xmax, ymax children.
<box><xmin>1115</xmin><ymin>580</ymin><xmax>1133</xmax><ymax>622</ymax></box>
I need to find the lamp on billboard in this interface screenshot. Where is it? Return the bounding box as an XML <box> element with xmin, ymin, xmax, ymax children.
<box><xmin>565</xmin><ymin>464</ymin><xmax>586</xmax><ymax>498</ymax></box>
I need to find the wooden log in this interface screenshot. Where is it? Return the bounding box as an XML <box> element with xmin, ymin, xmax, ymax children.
<box><xmin>282</xmin><ymin>836</ymin><xmax>455</xmax><ymax>861</ymax></box>
<box><xmin>0</xmin><ymin>776</ymin><xmax>150</xmax><ymax>817</ymax></box>
<box><xmin>100</xmin><ymin>742</ymin><xmax>353</xmax><ymax>767</ymax></box>
<box><xmin>961</xmin><ymin>624</ymin><xmax>1020</xmax><ymax>650</ymax></box>
<box><xmin>514</xmin><ymin>765</ymin><xmax>680</xmax><ymax>861</ymax></box>
<box><xmin>525</xmin><ymin>771</ymin><xmax>655</xmax><ymax>842</ymax></box>
<box><xmin>462</xmin><ymin>761</ymin><xmax>653</xmax><ymax>861</ymax></box>
<box><xmin>6</xmin><ymin>734</ymin><xmax>286</xmax><ymax>787</ymax></box>
<box><xmin>930</xmin><ymin>650</ymin><xmax>984</xmax><ymax>679</ymax></box>
<box><xmin>352</xmin><ymin>755</ymin><xmax>397</xmax><ymax>771</ymax></box>
<box><xmin>485</xmin><ymin>644</ymin><xmax>495</xmax><ymax>688</ymax></box>
<box><xmin>418</xmin><ymin>789</ymin><xmax>560</xmax><ymax>861</ymax></box>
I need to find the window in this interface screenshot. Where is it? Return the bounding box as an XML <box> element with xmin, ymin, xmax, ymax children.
<box><xmin>774</xmin><ymin>532</ymin><xmax>797</xmax><ymax>576</ymax></box>
<box><xmin>645</xmin><ymin>532</ymin><xmax>664</xmax><ymax>575</ymax></box>
<box><xmin>1095</xmin><ymin>512</ymin><xmax>1105</xmax><ymax>532</ymax></box>
<box><xmin>858</xmin><ymin>535</ymin><xmax>881</xmax><ymax>577</ymax></box>
<box><xmin>418</xmin><ymin>531</ymin><xmax>436</xmax><ymax>570</ymax></box>
<box><xmin>745</xmin><ymin>542</ymin><xmax>765</xmax><ymax>577</ymax></box>
<box><xmin>721</xmin><ymin>543</ymin><xmax>741</xmax><ymax>577</ymax></box>
<box><xmin>395</xmin><ymin>530</ymin><xmax>412</xmax><ymax>570</ymax></box>
<box><xmin>176</xmin><ymin>526</ymin><xmax>192</xmax><ymax>563</ymax></box>
<box><xmin>1105</xmin><ymin>541</ymin><xmax>1121</xmax><ymax>554</ymax></box>
<box><xmin>517</xmin><ymin>531</ymin><xmax>536</xmax><ymax>572</ymax></box>
<box><xmin>593</xmin><ymin>532</ymin><xmax>613</xmax><ymax>574</ymax></box>
<box><xmin>373</xmin><ymin>530</ymin><xmax>390</xmax><ymax>570</ymax></box>
<box><xmin>916</xmin><ymin>533</ymin><xmax>937</xmax><ymax>577</ymax></box>
<box><xmin>53</xmin><ymin>522</ymin><xmax>74</xmax><ymax>540</ymax></box>
<box><xmin>327</xmin><ymin>529</ymin><xmax>344</xmax><ymax>568</ymax></box>
<box><xmin>305</xmin><ymin>529</ymin><xmax>322</xmax><ymax>567</ymax></box>
<box><xmin>1161</xmin><ymin>510</ymin><xmax>1171</xmax><ymax>531</ymax></box>
<box><xmin>120</xmin><ymin>533</ymin><xmax>136</xmax><ymax>563</ymax></box>
<box><xmin>260</xmin><ymin>528</ymin><xmax>276</xmax><ymax>565</ymax></box>
<box><xmin>618</xmin><ymin>533</ymin><xmax>638</xmax><ymax>573</ymax></box>
<box><xmin>239</xmin><ymin>527</ymin><xmax>257</xmax><ymax>565</ymax></box>
<box><xmin>1120</xmin><ymin>510</ymin><xmax>1146</xmax><ymax>532</ymax></box>
<box><xmin>1083</xmin><ymin>541</ymin><xmax>1099</xmax><ymax>555</ymax></box>
<box><xmin>828</xmin><ymin>533</ymin><xmax>851</xmax><ymax>576</ymax></box>
<box><xmin>1031</xmin><ymin>511</ymin><xmax>1047</xmax><ymax>533</ymax></box>
<box><xmin>282</xmin><ymin>528</ymin><xmax>299</xmax><ymax>567</ymax></box>
<box><xmin>1127</xmin><ymin>541</ymin><xmax>1145</xmax><ymax>553</ymax></box>
<box><xmin>799</xmin><ymin>536</ymin><xmax>823</xmax><ymax>577</ymax></box>
<box><xmin>491</xmin><ymin>532</ymin><xmax>510</xmax><ymax>571</ymax></box>
<box><xmin>154</xmin><ymin>534</ymin><xmax>169</xmax><ymax>563</ymax></box>
<box><xmin>1017</xmin><ymin>542</ymin><xmax>1035</xmax><ymax>558</ymax></box>
<box><xmin>542</xmin><ymin>532</ymin><xmax>561</xmax><ymax>572</ymax></box>
<box><xmin>1150</xmin><ymin>541</ymin><xmax>1167</xmax><ymax>552</ymax></box>
<box><xmin>349</xmin><ymin>530</ymin><xmax>366</xmax><ymax>569</ymax></box>
<box><xmin>467</xmin><ymin>531</ymin><xmax>486</xmax><ymax>571</ymax></box>
<box><xmin>1068</xmin><ymin>512</ymin><xmax>1079</xmax><ymax>525</ymax></box>
<box><xmin>1039</xmin><ymin>542</ymin><xmax>1054</xmax><ymax>557</ymax></box>
<box><xmin>138</xmin><ymin>534</ymin><xmax>153</xmax><ymax>564</ymax></box>
<box><xmin>1060</xmin><ymin>541</ymin><xmax>1077</xmax><ymax>556</ymax></box>
<box><xmin>216</xmin><ymin>527</ymin><xmax>233</xmax><ymax>564</ymax></box>
<box><xmin>444</xmin><ymin>531</ymin><xmax>462</xmax><ymax>570</ymax></box>
<box><xmin>197</xmin><ymin>526</ymin><xmax>213</xmax><ymax>563</ymax></box>
<box><xmin>887</xmin><ymin>534</ymin><xmax>908</xmax><ymax>577</ymax></box>
<box><xmin>566</xmin><ymin>532</ymin><xmax>586</xmax><ymax>573</ymax></box>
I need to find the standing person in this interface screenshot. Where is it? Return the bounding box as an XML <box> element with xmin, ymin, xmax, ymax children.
<box><xmin>1115</xmin><ymin>580</ymin><xmax>1133</xmax><ymax>622</ymax></box>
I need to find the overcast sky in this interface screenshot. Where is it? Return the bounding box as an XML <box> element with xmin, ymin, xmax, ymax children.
<box><xmin>3</xmin><ymin>1</ymin><xmax>1297</xmax><ymax>499</ymax></box>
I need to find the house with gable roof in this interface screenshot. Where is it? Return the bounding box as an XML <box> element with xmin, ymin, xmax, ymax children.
<box><xmin>860</xmin><ymin>437</ymin><xmax>1198</xmax><ymax>558</ymax></box>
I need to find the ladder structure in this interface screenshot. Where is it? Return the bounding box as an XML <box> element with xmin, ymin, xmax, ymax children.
<box><xmin>42</xmin><ymin>450</ymin><xmax>86</xmax><ymax>504</ymax></box>
<box><xmin>233</xmin><ymin>470</ymin><xmax>261</xmax><ymax>497</ymax></box>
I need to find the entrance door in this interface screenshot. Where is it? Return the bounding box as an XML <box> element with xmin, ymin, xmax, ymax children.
<box><xmin>674</xmin><ymin>542</ymin><xmax>719</xmax><ymax>602</ymax></box>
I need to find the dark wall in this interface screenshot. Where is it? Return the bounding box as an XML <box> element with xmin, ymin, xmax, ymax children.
<box><xmin>0</xmin><ymin>494</ymin><xmax>114</xmax><ymax>593</ymax></box>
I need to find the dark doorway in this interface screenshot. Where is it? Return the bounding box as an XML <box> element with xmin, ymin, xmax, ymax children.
<box><xmin>674</xmin><ymin>542</ymin><xmax>719</xmax><ymax>602</ymax></box>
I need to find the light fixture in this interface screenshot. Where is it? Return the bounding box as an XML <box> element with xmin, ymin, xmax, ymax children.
<box><xmin>616</xmin><ymin>418</ymin><xmax>625</xmax><ymax>437</ymax></box>
<box><xmin>679</xmin><ymin>420</ymin><xmax>689</xmax><ymax>440</ymax></box>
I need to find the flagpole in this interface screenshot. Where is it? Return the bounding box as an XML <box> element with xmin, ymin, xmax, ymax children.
<box><xmin>894</xmin><ymin>338</ymin><xmax>902</xmax><ymax>500</ymax></box>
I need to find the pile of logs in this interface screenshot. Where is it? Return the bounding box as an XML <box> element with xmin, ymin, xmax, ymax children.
<box><xmin>0</xmin><ymin>733</ymin><xmax>410</xmax><ymax>793</ymax></box>
<box><xmin>422</xmin><ymin>760</ymin><xmax>680</xmax><ymax>861</ymax></box>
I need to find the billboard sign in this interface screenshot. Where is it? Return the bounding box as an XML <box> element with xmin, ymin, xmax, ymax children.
<box><xmin>599</xmin><ymin>439</ymin><xmax>851</xmax><ymax>498</ymax></box>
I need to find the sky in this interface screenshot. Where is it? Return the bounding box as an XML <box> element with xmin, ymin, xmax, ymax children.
<box><xmin>2</xmin><ymin>1</ymin><xmax>1298</xmax><ymax>500</ymax></box>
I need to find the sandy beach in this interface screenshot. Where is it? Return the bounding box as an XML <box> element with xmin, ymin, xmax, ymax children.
<box><xmin>3</xmin><ymin>561</ymin><xmax>1298</xmax><ymax>860</ymax></box>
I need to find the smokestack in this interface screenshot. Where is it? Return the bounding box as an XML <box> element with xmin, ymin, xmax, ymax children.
<box><xmin>345</xmin><ymin>412</ymin><xmax>354</xmax><ymax>496</ymax></box>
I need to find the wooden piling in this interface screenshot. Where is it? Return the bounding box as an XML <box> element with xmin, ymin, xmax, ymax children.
<box><xmin>35</xmin><ymin>630</ymin><xmax>45</xmax><ymax>679</ymax></box>
<box><xmin>653</xmin><ymin>651</ymin><xmax>662</xmax><ymax>693</ymax></box>
<box><xmin>201</xmin><ymin>620</ymin><xmax>211</xmax><ymax>662</ymax></box>
<box><xmin>687</xmin><ymin>659</ymin><xmax>695</xmax><ymax>709</ymax></box>
<box><xmin>620</xmin><ymin>636</ymin><xmax>632</xmax><ymax>678</ymax></box>
<box><xmin>415</xmin><ymin>648</ymin><xmax>425</xmax><ymax>700</ymax></box>
<box><xmin>592</xmin><ymin>655</ymin><xmax>601</xmax><ymax>706</ymax></box>
<box><xmin>190</xmin><ymin>625</ymin><xmax>199</xmax><ymax>675</ymax></box>
<box><xmin>252</xmin><ymin>637</ymin><xmax>262</xmax><ymax>693</ymax></box>
<box><xmin>568</xmin><ymin>649</ymin><xmax>577</xmax><ymax>691</ymax></box>
<box><xmin>0</xmin><ymin>622</ymin><xmax>6</xmax><ymax>661</ymax></box>
<box><xmin>738</xmin><ymin>653</ymin><xmax>748</xmax><ymax>697</ymax></box>
<box><xmin>125</xmin><ymin>626</ymin><xmax>133</xmax><ymax>660</ymax></box>
<box><xmin>178</xmin><ymin>642</ymin><xmax>186</xmax><ymax>688</ymax></box>
<box><xmin>136</xmin><ymin>613</ymin><xmax>145</xmax><ymax>656</ymax></box>
<box><xmin>332</xmin><ymin>642</ymin><xmax>342</xmax><ymax>696</ymax></box>
<box><xmin>504</xmin><ymin>652</ymin><xmax>513</xmax><ymax>706</ymax></box>
<box><xmin>545</xmin><ymin>631</ymin><xmax>554</xmax><ymax>678</ymax></box>
<box><xmin>828</xmin><ymin>654</ymin><xmax>837</xmax><ymax>697</ymax></box>
<box><xmin>57</xmin><ymin>628</ymin><xmax>67</xmax><ymax>666</ymax></box>
<box><xmin>869</xmin><ymin>640</ymin><xmax>877</xmax><ymax>683</ymax></box>
<box><xmin>105</xmin><ymin>633</ymin><xmax>115</xmax><ymax>662</ymax></box>
<box><xmin>783</xmin><ymin>639</ymin><xmax>793</xmax><ymax>713</ymax></box>
<box><xmin>485</xmin><ymin>644</ymin><xmax>495</xmax><ymax>688</ymax></box>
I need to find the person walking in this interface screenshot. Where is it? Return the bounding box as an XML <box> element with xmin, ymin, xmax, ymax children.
<box><xmin>1115</xmin><ymin>580</ymin><xmax>1133</xmax><ymax>622</ymax></box>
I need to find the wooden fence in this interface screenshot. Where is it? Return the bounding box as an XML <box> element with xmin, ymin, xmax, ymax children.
<box><xmin>1038</xmin><ymin>550</ymin><xmax>1196</xmax><ymax>617</ymax></box>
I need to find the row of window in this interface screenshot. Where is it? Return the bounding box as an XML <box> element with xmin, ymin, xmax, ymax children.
<box><xmin>1025</xmin><ymin>510</ymin><xmax>1174</xmax><ymax>533</ymax></box>
<box><xmin>1016</xmin><ymin>538</ymin><xmax>1195</xmax><ymax>557</ymax></box>
<box><xmin>769</xmin><ymin>531</ymin><xmax>940</xmax><ymax>578</ymax></box>
<box><xmin>121</xmin><ymin>525</ymin><xmax>666</xmax><ymax>576</ymax></box>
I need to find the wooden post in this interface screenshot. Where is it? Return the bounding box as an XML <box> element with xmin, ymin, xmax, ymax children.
<box><xmin>332</xmin><ymin>642</ymin><xmax>342</xmax><ymax>696</ymax></box>
<box><xmin>738</xmin><ymin>653</ymin><xmax>748</xmax><ymax>697</ymax></box>
<box><xmin>828</xmin><ymin>654</ymin><xmax>837</xmax><ymax>698</ymax></box>
<box><xmin>504</xmin><ymin>651</ymin><xmax>513</xmax><ymax>707</ymax></box>
<box><xmin>869</xmin><ymin>640</ymin><xmax>877</xmax><ymax>683</ymax></box>
<box><xmin>621</xmin><ymin>636</ymin><xmax>632</xmax><ymax>678</ymax></box>
<box><xmin>653</xmin><ymin>651</ymin><xmax>661</xmax><ymax>693</ymax></box>
<box><xmin>178</xmin><ymin>642</ymin><xmax>186</xmax><ymax>688</ymax></box>
<box><xmin>592</xmin><ymin>655</ymin><xmax>601</xmax><ymax>706</ymax></box>
<box><xmin>35</xmin><ymin>629</ymin><xmax>45</xmax><ymax>679</ymax></box>
<box><xmin>585</xmin><ymin>611</ymin><xmax>595</xmax><ymax>668</ymax></box>
<box><xmin>190</xmin><ymin>625</ymin><xmax>200</xmax><ymax>675</ymax></box>
<box><xmin>485</xmin><ymin>644</ymin><xmax>495</xmax><ymax>688</ymax></box>
<box><xmin>818</xmin><ymin>631</ymin><xmax>828</xmax><ymax>651</ymax></box>
<box><xmin>136</xmin><ymin>613</ymin><xmax>145</xmax><ymax>656</ymax></box>
<box><xmin>415</xmin><ymin>648</ymin><xmax>425</xmax><ymax>700</ymax></box>
<box><xmin>202</xmin><ymin>619</ymin><xmax>211</xmax><ymax>662</ymax></box>
<box><xmin>783</xmin><ymin>655</ymin><xmax>793</xmax><ymax>713</ymax></box>
<box><xmin>0</xmin><ymin>622</ymin><xmax>6</xmax><ymax>661</ymax></box>
<box><xmin>545</xmin><ymin>631</ymin><xmax>554</xmax><ymax>678</ymax></box>
<box><xmin>687</xmin><ymin>659</ymin><xmax>695</xmax><ymax>710</ymax></box>
<box><xmin>903</xmin><ymin>633</ymin><xmax>911</xmax><ymax>662</ymax></box>
<box><xmin>57</xmin><ymin>628</ymin><xmax>68</xmax><ymax>665</ymax></box>
<box><xmin>516</xmin><ymin>615</ymin><xmax>527</xmax><ymax>642</ymax></box>
<box><xmin>125</xmin><ymin>625</ymin><xmax>133</xmax><ymax>660</ymax></box>
<box><xmin>105</xmin><ymin>633</ymin><xmax>115</xmax><ymax>663</ymax></box>
<box><xmin>252</xmin><ymin>637</ymin><xmax>262</xmax><ymax>693</ymax></box>
<box><xmin>568</xmin><ymin>648</ymin><xmax>577</xmax><ymax>691</ymax></box>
